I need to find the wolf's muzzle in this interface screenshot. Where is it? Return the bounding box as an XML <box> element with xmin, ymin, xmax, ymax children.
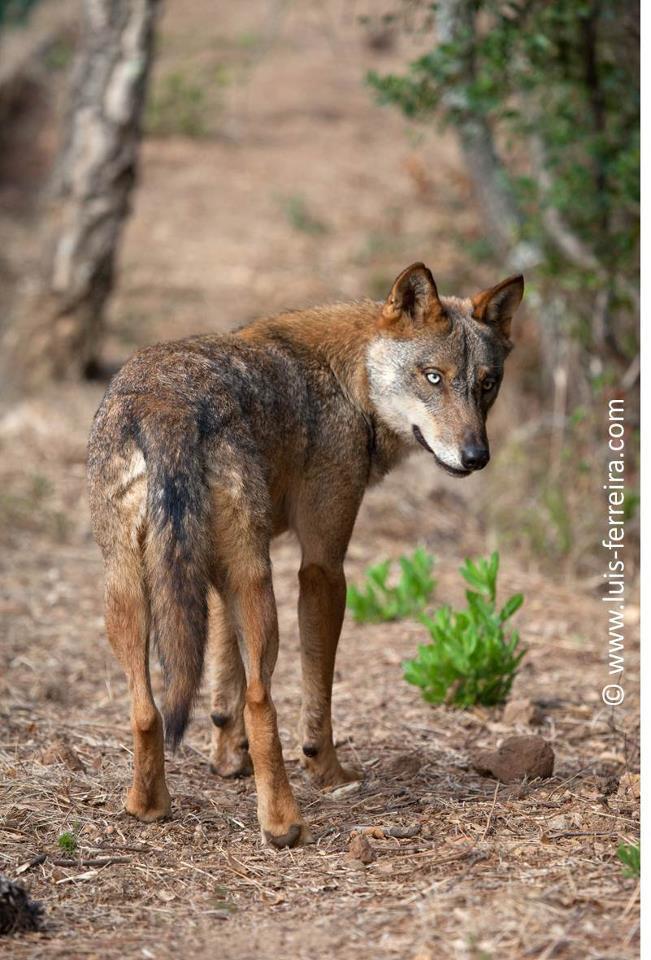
<box><xmin>412</xmin><ymin>425</ymin><xmax>471</xmax><ymax>478</ymax></box>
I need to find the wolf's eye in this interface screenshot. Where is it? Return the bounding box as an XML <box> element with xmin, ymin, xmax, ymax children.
<box><xmin>482</xmin><ymin>379</ymin><xmax>496</xmax><ymax>392</ymax></box>
<box><xmin>425</xmin><ymin>370</ymin><xmax>442</xmax><ymax>386</ymax></box>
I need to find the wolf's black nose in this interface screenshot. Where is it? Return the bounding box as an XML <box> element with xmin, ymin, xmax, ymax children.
<box><xmin>460</xmin><ymin>443</ymin><xmax>490</xmax><ymax>471</ymax></box>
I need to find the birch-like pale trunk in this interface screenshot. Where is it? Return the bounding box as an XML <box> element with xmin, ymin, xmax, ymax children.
<box><xmin>6</xmin><ymin>0</ymin><xmax>159</xmax><ymax>385</ymax></box>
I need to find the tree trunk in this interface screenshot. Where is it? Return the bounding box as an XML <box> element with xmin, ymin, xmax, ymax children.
<box><xmin>434</xmin><ymin>0</ymin><xmax>535</xmax><ymax>272</ymax></box>
<box><xmin>4</xmin><ymin>0</ymin><xmax>159</xmax><ymax>386</ymax></box>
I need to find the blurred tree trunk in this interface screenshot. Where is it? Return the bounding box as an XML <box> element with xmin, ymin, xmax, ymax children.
<box><xmin>4</xmin><ymin>0</ymin><xmax>159</xmax><ymax>386</ymax></box>
<box><xmin>434</xmin><ymin>0</ymin><xmax>531</xmax><ymax>269</ymax></box>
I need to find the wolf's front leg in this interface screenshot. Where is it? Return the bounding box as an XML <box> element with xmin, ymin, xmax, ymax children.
<box><xmin>297</xmin><ymin>561</ymin><xmax>362</xmax><ymax>788</ymax></box>
<box><xmin>230</xmin><ymin>569</ymin><xmax>310</xmax><ymax>848</ymax></box>
<box><xmin>207</xmin><ymin>593</ymin><xmax>252</xmax><ymax>778</ymax></box>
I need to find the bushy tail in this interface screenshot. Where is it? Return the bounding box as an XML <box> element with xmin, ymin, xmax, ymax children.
<box><xmin>143</xmin><ymin>432</ymin><xmax>210</xmax><ymax>749</ymax></box>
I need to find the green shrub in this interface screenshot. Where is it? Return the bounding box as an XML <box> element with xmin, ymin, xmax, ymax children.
<box><xmin>617</xmin><ymin>841</ymin><xmax>640</xmax><ymax>878</ymax></box>
<box><xmin>347</xmin><ymin>547</ymin><xmax>436</xmax><ymax>623</ymax></box>
<box><xmin>404</xmin><ymin>552</ymin><xmax>525</xmax><ymax>707</ymax></box>
<box><xmin>57</xmin><ymin>830</ymin><xmax>78</xmax><ymax>855</ymax></box>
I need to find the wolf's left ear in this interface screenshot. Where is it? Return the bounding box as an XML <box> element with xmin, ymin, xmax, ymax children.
<box><xmin>381</xmin><ymin>262</ymin><xmax>444</xmax><ymax>328</ymax></box>
<box><xmin>472</xmin><ymin>275</ymin><xmax>524</xmax><ymax>340</ymax></box>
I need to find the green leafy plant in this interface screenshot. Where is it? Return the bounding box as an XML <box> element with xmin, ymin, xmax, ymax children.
<box><xmin>347</xmin><ymin>548</ymin><xmax>436</xmax><ymax>623</ymax></box>
<box><xmin>617</xmin><ymin>841</ymin><xmax>640</xmax><ymax>878</ymax></box>
<box><xmin>404</xmin><ymin>552</ymin><xmax>525</xmax><ymax>707</ymax></box>
<box><xmin>57</xmin><ymin>828</ymin><xmax>79</xmax><ymax>856</ymax></box>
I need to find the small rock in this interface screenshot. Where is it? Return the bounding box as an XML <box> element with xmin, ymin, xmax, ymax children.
<box><xmin>41</xmin><ymin>737</ymin><xmax>85</xmax><ymax>773</ymax></box>
<box><xmin>547</xmin><ymin>814</ymin><xmax>571</xmax><ymax>832</ymax></box>
<box><xmin>503</xmin><ymin>698</ymin><xmax>544</xmax><ymax>727</ymax></box>
<box><xmin>327</xmin><ymin>781</ymin><xmax>361</xmax><ymax>800</ymax></box>
<box><xmin>347</xmin><ymin>832</ymin><xmax>375</xmax><ymax>864</ymax></box>
<box><xmin>472</xmin><ymin>735</ymin><xmax>554</xmax><ymax>783</ymax></box>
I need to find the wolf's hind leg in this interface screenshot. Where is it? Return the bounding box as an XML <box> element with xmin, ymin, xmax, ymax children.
<box><xmin>207</xmin><ymin>592</ymin><xmax>252</xmax><ymax>778</ymax></box>
<box><xmin>228</xmin><ymin>567</ymin><xmax>309</xmax><ymax>848</ymax></box>
<box><xmin>105</xmin><ymin>558</ymin><xmax>171</xmax><ymax>822</ymax></box>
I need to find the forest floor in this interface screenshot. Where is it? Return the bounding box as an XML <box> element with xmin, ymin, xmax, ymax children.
<box><xmin>0</xmin><ymin>2</ymin><xmax>640</xmax><ymax>959</ymax></box>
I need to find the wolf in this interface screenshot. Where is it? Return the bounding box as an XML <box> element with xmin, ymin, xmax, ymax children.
<box><xmin>87</xmin><ymin>262</ymin><xmax>524</xmax><ymax>848</ymax></box>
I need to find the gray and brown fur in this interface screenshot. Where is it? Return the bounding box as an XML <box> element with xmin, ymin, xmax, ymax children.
<box><xmin>87</xmin><ymin>263</ymin><xmax>524</xmax><ymax>847</ymax></box>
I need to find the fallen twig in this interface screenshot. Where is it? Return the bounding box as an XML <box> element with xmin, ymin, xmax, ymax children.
<box><xmin>481</xmin><ymin>781</ymin><xmax>500</xmax><ymax>842</ymax></box>
<box><xmin>50</xmin><ymin>857</ymin><xmax>132</xmax><ymax>868</ymax></box>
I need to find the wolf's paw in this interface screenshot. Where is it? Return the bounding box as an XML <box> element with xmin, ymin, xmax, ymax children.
<box><xmin>303</xmin><ymin>751</ymin><xmax>363</xmax><ymax>790</ymax></box>
<box><xmin>209</xmin><ymin>736</ymin><xmax>253</xmax><ymax>779</ymax></box>
<box><xmin>125</xmin><ymin>783</ymin><xmax>172</xmax><ymax>822</ymax></box>
<box><xmin>319</xmin><ymin>763</ymin><xmax>363</xmax><ymax>789</ymax></box>
<box><xmin>262</xmin><ymin>822</ymin><xmax>313</xmax><ymax>849</ymax></box>
<box><xmin>209</xmin><ymin>752</ymin><xmax>253</xmax><ymax>779</ymax></box>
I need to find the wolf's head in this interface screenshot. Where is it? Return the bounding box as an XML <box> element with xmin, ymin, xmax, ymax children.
<box><xmin>367</xmin><ymin>262</ymin><xmax>524</xmax><ymax>477</ymax></box>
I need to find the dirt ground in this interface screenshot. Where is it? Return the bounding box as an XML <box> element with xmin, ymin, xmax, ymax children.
<box><xmin>0</xmin><ymin>2</ymin><xmax>640</xmax><ymax>959</ymax></box>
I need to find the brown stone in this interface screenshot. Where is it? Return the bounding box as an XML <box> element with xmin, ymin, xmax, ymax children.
<box><xmin>503</xmin><ymin>698</ymin><xmax>544</xmax><ymax>727</ymax></box>
<box><xmin>472</xmin><ymin>735</ymin><xmax>554</xmax><ymax>783</ymax></box>
<box><xmin>347</xmin><ymin>831</ymin><xmax>375</xmax><ymax>864</ymax></box>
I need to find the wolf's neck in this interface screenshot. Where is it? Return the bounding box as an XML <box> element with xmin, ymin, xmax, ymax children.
<box><xmin>242</xmin><ymin>300</ymin><xmax>380</xmax><ymax>412</ymax></box>
<box><xmin>240</xmin><ymin>300</ymin><xmax>410</xmax><ymax>475</ymax></box>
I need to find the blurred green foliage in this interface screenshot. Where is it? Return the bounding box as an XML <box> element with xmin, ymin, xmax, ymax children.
<box><xmin>279</xmin><ymin>194</ymin><xmax>329</xmax><ymax>236</ymax></box>
<box><xmin>404</xmin><ymin>552</ymin><xmax>525</xmax><ymax>707</ymax></box>
<box><xmin>347</xmin><ymin>547</ymin><xmax>436</xmax><ymax>622</ymax></box>
<box><xmin>0</xmin><ymin>472</ymin><xmax>69</xmax><ymax>544</ymax></box>
<box><xmin>368</xmin><ymin>0</ymin><xmax>639</xmax><ymax>359</ymax></box>
<box><xmin>146</xmin><ymin>71</ymin><xmax>210</xmax><ymax>138</ymax></box>
<box><xmin>367</xmin><ymin>1</ymin><xmax>639</xmax><ymax>576</ymax></box>
<box><xmin>145</xmin><ymin>65</ymin><xmax>231</xmax><ymax>139</ymax></box>
<box><xmin>57</xmin><ymin>822</ymin><xmax>81</xmax><ymax>855</ymax></box>
<box><xmin>617</xmin><ymin>841</ymin><xmax>640</xmax><ymax>878</ymax></box>
<box><xmin>0</xmin><ymin>0</ymin><xmax>41</xmax><ymax>28</ymax></box>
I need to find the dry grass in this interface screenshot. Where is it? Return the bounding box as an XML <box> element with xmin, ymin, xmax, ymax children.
<box><xmin>0</xmin><ymin>388</ymin><xmax>640</xmax><ymax>960</ymax></box>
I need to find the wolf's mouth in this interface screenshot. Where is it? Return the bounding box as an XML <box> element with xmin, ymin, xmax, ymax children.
<box><xmin>412</xmin><ymin>425</ymin><xmax>471</xmax><ymax>478</ymax></box>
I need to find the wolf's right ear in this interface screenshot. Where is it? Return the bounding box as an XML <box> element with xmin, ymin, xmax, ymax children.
<box><xmin>380</xmin><ymin>262</ymin><xmax>443</xmax><ymax>328</ymax></box>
